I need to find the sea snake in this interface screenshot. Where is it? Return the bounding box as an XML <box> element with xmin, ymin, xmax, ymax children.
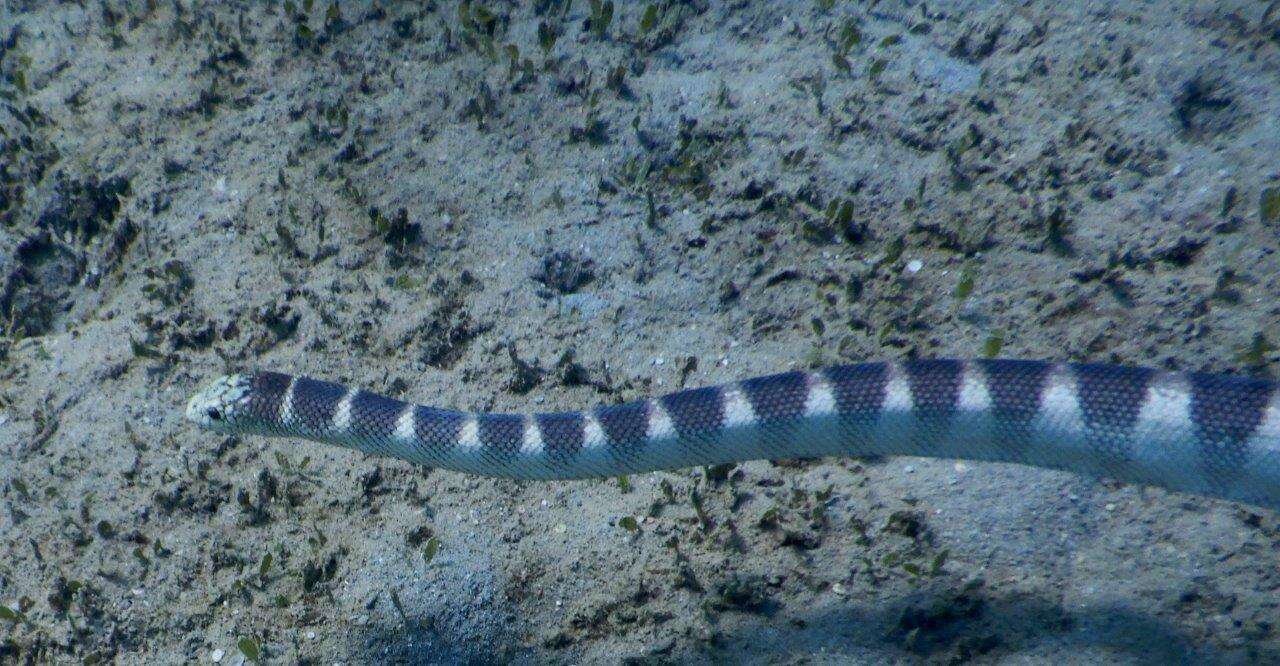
<box><xmin>185</xmin><ymin>359</ymin><xmax>1280</xmax><ymax>509</ymax></box>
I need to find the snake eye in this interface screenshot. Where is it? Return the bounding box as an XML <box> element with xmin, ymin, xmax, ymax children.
<box><xmin>206</xmin><ymin>407</ymin><xmax>223</xmax><ymax>421</ymax></box>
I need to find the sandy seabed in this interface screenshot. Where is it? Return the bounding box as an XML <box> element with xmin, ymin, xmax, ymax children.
<box><xmin>2</xmin><ymin>1</ymin><xmax>1280</xmax><ymax>663</ymax></box>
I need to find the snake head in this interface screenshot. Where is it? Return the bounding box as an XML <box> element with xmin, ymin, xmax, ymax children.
<box><xmin>186</xmin><ymin>374</ymin><xmax>254</xmax><ymax>432</ymax></box>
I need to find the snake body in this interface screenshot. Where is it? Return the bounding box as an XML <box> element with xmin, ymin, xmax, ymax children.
<box><xmin>185</xmin><ymin>359</ymin><xmax>1280</xmax><ymax>509</ymax></box>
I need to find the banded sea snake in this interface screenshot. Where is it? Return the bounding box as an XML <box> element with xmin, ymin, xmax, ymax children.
<box><xmin>186</xmin><ymin>359</ymin><xmax>1280</xmax><ymax>509</ymax></box>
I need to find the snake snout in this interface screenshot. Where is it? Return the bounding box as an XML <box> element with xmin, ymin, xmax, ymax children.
<box><xmin>185</xmin><ymin>374</ymin><xmax>253</xmax><ymax>431</ymax></box>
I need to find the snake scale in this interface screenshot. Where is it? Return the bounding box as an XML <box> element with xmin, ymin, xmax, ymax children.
<box><xmin>186</xmin><ymin>359</ymin><xmax>1280</xmax><ymax>509</ymax></box>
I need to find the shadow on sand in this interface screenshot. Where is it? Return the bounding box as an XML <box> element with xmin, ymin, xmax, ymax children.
<box><xmin>351</xmin><ymin>585</ymin><xmax>1272</xmax><ymax>664</ymax></box>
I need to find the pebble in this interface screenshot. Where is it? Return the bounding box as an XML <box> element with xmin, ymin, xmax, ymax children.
<box><xmin>210</xmin><ymin>649</ymin><xmax>225</xmax><ymax>663</ymax></box>
<box><xmin>307</xmin><ymin>631</ymin><xmax>316</xmax><ymax>640</ymax></box>
<box><xmin>906</xmin><ymin>259</ymin><xmax>923</xmax><ymax>273</ymax></box>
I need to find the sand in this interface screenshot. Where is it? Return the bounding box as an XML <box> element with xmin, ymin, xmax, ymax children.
<box><xmin>2</xmin><ymin>0</ymin><xmax>1280</xmax><ymax>663</ymax></box>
